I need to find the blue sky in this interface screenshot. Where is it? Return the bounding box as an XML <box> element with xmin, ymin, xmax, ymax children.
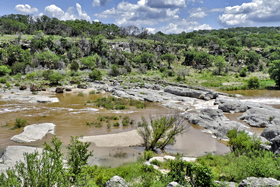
<box><xmin>1</xmin><ymin>0</ymin><xmax>280</xmax><ymax>34</ymax></box>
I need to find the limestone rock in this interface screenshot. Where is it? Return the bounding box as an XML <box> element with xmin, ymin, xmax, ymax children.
<box><xmin>55</xmin><ymin>87</ymin><xmax>64</xmax><ymax>93</ymax></box>
<box><xmin>19</xmin><ymin>85</ymin><xmax>27</xmax><ymax>90</ymax></box>
<box><xmin>105</xmin><ymin>176</ymin><xmax>128</xmax><ymax>187</ymax></box>
<box><xmin>238</xmin><ymin>177</ymin><xmax>280</xmax><ymax>187</ymax></box>
<box><xmin>11</xmin><ymin>123</ymin><xmax>55</xmax><ymax>143</ymax></box>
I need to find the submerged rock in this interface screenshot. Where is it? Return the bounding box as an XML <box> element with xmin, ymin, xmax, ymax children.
<box><xmin>1</xmin><ymin>95</ymin><xmax>59</xmax><ymax>103</ymax></box>
<box><xmin>238</xmin><ymin>177</ymin><xmax>280</xmax><ymax>187</ymax></box>
<box><xmin>11</xmin><ymin>123</ymin><xmax>55</xmax><ymax>143</ymax></box>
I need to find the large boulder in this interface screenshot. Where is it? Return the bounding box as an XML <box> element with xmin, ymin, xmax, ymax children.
<box><xmin>239</xmin><ymin>108</ymin><xmax>280</xmax><ymax>128</ymax></box>
<box><xmin>261</xmin><ymin>126</ymin><xmax>280</xmax><ymax>154</ymax></box>
<box><xmin>164</xmin><ymin>86</ymin><xmax>206</xmax><ymax>99</ymax></box>
<box><xmin>30</xmin><ymin>84</ymin><xmax>40</xmax><ymax>92</ymax></box>
<box><xmin>105</xmin><ymin>176</ymin><xmax>128</xmax><ymax>187</ymax></box>
<box><xmin>19</xmin><ymin>85</ymin><xmax>27</xmax><ymax>90</ymax></box>
<box><xmin>185</xmin><ymin>109</ymin><xmax>248</xmax><ymax>140</ymax></box>
<box><xmin>166</xmin><ymin>182</ymin><xmax>181</xmax><ymax>187</ymax></box>
<box><xmin>215</xmin><ymin>98</ymin><xmax>247</xmax><ymax>113</ymax></box>
<box><xmin>238</xmin><ymin>177</ymin><xmax>280</xmax><ymax>187</ymax></box>
<box><xmin>55</xmin><ymin>87</ymin><xmax>64</xmax><ymax>93</ymax></box>
<box><xmin>11</xmin><ymin>123</ymin><xmax>55</xmax><ymax>143</ymax></box>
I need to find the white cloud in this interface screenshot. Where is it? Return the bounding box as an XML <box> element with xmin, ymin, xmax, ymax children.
<box><xmin>95</xmin><ymin>0</ymin><xmax>180</xmax><ymax>26</ymax></box>
<box><xmin>146</xmin><ymin>27</ymin><xmax>156</xmax><ymax>34</ymax></box>
<box><xmin>219</xmin><ymin>0</ymin><xmax>280</xmax><ymax>26</ymax></box>
<box><xmin>189</xmin><ymin>7</ymin><xmax>207</xmax><ymax>18</ymax></box>
<box><xmin>146</xmin><ymin>0</ymin><xmax>186</xmax><ymax>9</ymax></box>
<box><xmin>44</xmin><ymin>4</ymin><xmax>91</xmax><ymax>21</ymax></box>
<box><xmin>92</xmin><ymin>0</ymin><xmax>111</xmax><ymax>7</ymax></box>
<box><xmin>15</xmin><ymin>4</ymin><xmax>38</xmax><ymax>14</ymax></box>
<box><xmin>160</xmin><ymin>19</ymin><xmax>211</xmax><ymax>34</ymax></box>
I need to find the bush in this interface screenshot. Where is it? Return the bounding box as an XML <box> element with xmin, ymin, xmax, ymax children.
<box><xmin>0</xmin><ymin>65</ymin><xmax>11</xmax><ymax>76</ymax></box>
<box><xmin>26</xmin><ymin>72</ymin><xmax>36</xmax><ymax>80</ymax></box>
<box><xmin>12</xmin><ymin>118</ymin><xmax>28</xmax><ymax>129</ymax></box>
<box><xmin>89</xmin><ymin>69</ymin><xmax>102</xmax><ymax>81</ymax></box>
<box><xmin>70</xmin><ymin>60</ymin><xmax>79</xmax><ymax>72</ymax></box>
<box><xmin>122</xmin><ymin>116</ymin><xmax>131</xmax><ymax>126</ymax></box>
<box><xmin>227</xmin><ymin>128</ymin><xmax>261</xmax><ymax>156</ymax></box>
<box><xmin>0</xmin><ymin>77</ymin><xmax>6</xmax><ymax>83</ymax></box>
<box><xmin>240</xmin><ymin>67</ymin><xmax>248</xmax><ymax>77</ymax></box>
<box><xmin>247</xmin><ymin>76</ymin><xmax>260</xmax><ymax>89</ymax></box>
<box><xmin>113</xmin><ymin>122</ymin><xmax>120</xmax><ymax>127</ymax></box>
<box><xmin>49</xmin><ymin>72</ymin><xmax>63</xmax><ymax>84</ymax></box>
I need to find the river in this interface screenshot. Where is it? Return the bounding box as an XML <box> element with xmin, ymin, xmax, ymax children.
<box><xmin>2</xmin><ymin>89</ymin><xmax>279</xmax><ymax>167</ymax></box>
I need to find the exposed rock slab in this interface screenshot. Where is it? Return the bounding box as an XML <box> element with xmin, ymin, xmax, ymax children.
<box><xmin>261</xmin><ymin>126</ymin><xmax>280</xmax><ymax>154</ymax></box>
<box><xmin>0</xmin><ymin>146</ymin><xmax>43</xmax><ymax>173</ymax></box>
<box><xmin>79</xmin><ymin>130</ymin><xmax>142</xmax><ymax>147</ymax></box>
<box><xmin>239</xmin><ymin>108</ymin><xmax>280</xmax><ymax>128</ymax></box>
<box><xmin>11</xmin><ymin>123</ymin><xmax>55</xmax><ymax>143</ymax></box>
<box><xmin>1</xmin><ymin>94</ymin><xmax>59</xmax><ymax>103</ymax></box>
<box><xmin>185</xmin><ymin>109</ymin><xmax>248</xmax><ymax>140</ymax></box>
<box><xmin>238</xmin><ymin>177</ymin><xmax>280</xmax><ymax>187</ymax></box>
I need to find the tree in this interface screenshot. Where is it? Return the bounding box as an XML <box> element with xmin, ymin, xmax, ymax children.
<box><xmin>70</xmin><ymin>60</ymin><xmax>79</xmax><ymax>72</ymax></box>
<box><xmin>48</xmin><ymin>72</ymin><xmax>63</xmax><ymax>84</ymax></box>
<box><xmin>161</xmin><ymin>53</ymin><xmax>177</xmax><ymax>69</ymax></box>
<box><xmin>67</xmin><ymin>136</ymin><xmax>93</xmax><ymax>182</ymax></box>
<box><xmin>137</xmin><ymin>113</ymin><xmax>189</xmax><ymax>152</ymax></box>
<box><xmin>35</xmin><ymin>51</ymin><xmax>60</xmax><ymax>69</ymax></box>
<box><xmin>214</xmin><ymin>56</ymin><xmax>226</xmax><ymax>75</ymax></box>
<box><xmin>268</xmin><ymin>60</ymin><xmax>280</xmax><ymax>86</ymax></box>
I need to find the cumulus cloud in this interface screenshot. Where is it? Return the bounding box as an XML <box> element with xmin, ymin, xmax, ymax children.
<box><xmin>92</xmin><ymin>0</ymin><xmax>111</xmax><ymax>7</ymax></box>
<box><xmin>219</xmin><ymin>0</ymin><xmax>280</xmax><ymax>26</ymax></box>
<box><xmin>44</xmin><ymin>3</ymin><xmax>91</xmax><ymax>21</ymax></box>
<box><xmin>146</xmin><ymin>0</ymin><xmax>186</xmax><ymax>9</ymax></box>
<box><xmin>160</xmin><ymin>19</ymin><xmax>211</xmax><ymax>33</ymax></box>
<box><xmin>95</xmin><ymin>0</ymin><xmax>180</xmax><ymax>26</ymax></box>
<box><xmin>189</xmin><ymin>7</ymin><xmax>207</xmax><ymax>18</ymax></box>
<box><xmin>15</xmin><ymin>4</ymin><xmax>38</xmax><ymax>14</ymax></box>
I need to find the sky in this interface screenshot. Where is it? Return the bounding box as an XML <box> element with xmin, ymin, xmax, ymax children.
<box><xmin>1</xmin><ymin>0</ymin><xmax>280</xmax><ymax>34</ymax></box>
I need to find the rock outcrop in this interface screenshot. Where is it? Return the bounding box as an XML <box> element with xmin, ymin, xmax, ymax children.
<box><xmin>239</xmin><ymin>108</ymin><xmax>280</xmax><ymax>128</ymax></box>
<box><xmin>185</xmin><ymin>109</ymin><xmax>248</xmax><ymax>140</ymax></box>
<box><xmin>105</xmin><ymin>176</ymin><xmax>128</xmax><ymax>187</ymax></box>
<box><xmin>11</xmin><ymin>123</ymin><xmax>55</xmax><ymax>143</ymax></box>
<box><xmin>1</xmin><ymin>95</ymin><xmax>59</xmax><ymax>103</ymax></box>
<box><xmin>238</xmin><ymin>177</ymin><xmax>280</xmax><ymax>187</ymax></box>
<box><xmin>55</xmin><ymin>87</ymin><xmax>64</xmax><ymax>93</ymax></box>
<box><xmin>260</xmin><ymin>126</ymin><xmax>280</xmax><ymax>154</ymax></box>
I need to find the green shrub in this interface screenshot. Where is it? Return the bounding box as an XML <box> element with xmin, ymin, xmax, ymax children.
<box><xmin>49</xmin><ymin>72</ymin><xmax>63</xmax><ymax>84</ymax></box>
<box><xmin>0</xmin><ymin>77</ymin><xmax>7</xmax><ymax>83</ymax></box>
<box><xmin>247</xmin><ymin>76</ymin><xmax>260</xmax><ymax>89</ymax></box>
<box><xmin>97</xmin><ymin>115</ymin><xmax>106</xmax><ymax>121</ymax></box>
<box><xmin>14</xmin><ymin>83</ymin><xmax>20</xmax><ymax>87</ymax></box>
<box><xmin>26</xmin><ymin>72</ymin><xmax>36</xmax><ymax>80</ymax></box>
<box><xmin>89</xmin><ymin>90</ymin><xmax>95</xmax><ymax>94</ymax></box>
<box><xmin>107</xmin><ymin>123</ymin><xmax>111</xmax><ymax>129</ymax></box>
<box><xmin>122</xmin><ymin>116</ymin><xmax>130</xmax><ymax>126</ymax></box>
<box><xmin>89</xmin><ymin>69</ymin><xmax>102</xmax><ymax>81</ymax></box>
<box><xmin>77</xmin><ymin>92</ymin><xmax>84</xmax><ymax>97</ymax></box>
<box><xmin>113</xmin><ymin>122</ymin><xmax>120</xmax><ymax>127</ymax></box>
<box><xmin>11</xmin><ymin>118</ymin><xmax>28</xmax><ymax>129</ymax></box>
<box><xmin>115</xmin><ymin>105</ymin><xmax>126</xmax><ymax>110</ymax></box>
<box><xmin>0</xmin><ymin>65</ymin><xmax>11</xmax><ymax>76</ymax></box>
<box><xmin>227</xmin><ymin>128</ymin><xmax>261</xmax><ymax>156</ymax></box>
<box><xmin>70</xmin><ymin>60</ymin><xmax>79</xmax><ymax>72</ymax></box>
<box><xmin>111</xmin><ymin>116</ymin><xmax>119</xmax><ymax>120</ymax></box>
<box><xmin>144</xmin><ymin>151</ymin><xmax>154</xmax><ymax>161</ymax></box>
<box><xmin>240</xmin><ymin>67</ymin><xmax>248</xmax><ymax>77</ymax></box>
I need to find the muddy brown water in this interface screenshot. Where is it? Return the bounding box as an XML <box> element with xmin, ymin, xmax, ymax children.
<box><xmin>0</xmin><ymin>92</ymin><xmax>231</xmax><ymax>167</ymax></box>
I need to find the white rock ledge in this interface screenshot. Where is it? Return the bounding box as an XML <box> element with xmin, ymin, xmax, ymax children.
<box><xmin>11</xmin><ymin>123</ymin><xmax>56</xmax><ymax>143</ymax></box>
<box><xmin>2</xmin><ymin>95</ymin><xmax>59</xmax><ymax>103</ymax></box>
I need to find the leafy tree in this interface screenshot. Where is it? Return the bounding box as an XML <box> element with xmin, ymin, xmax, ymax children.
<box><xmin>240</xmin><ymin>67</ymin><xmax>248</xmax><ymax>77</ymax></box>
<box><xmin>0</xmin><ymin>65</ymin><xmax>11</xmax><ymax>76</ymax></box>
<box><xmin>247</xmin><ymin>76</ymin><xmax>260</xmax><ymax>89</ymax></box>
<box><xmin>0</xmin><ymin>49</ymin><xmax>8</xmax><ymax>65</ymax></box>
<box><xmin>89</xmin><ymin>69</ymin><xmax>102</xmax><ymax>80</ymax></box>
<box><xmin>35</xmin><ymin>51</ymin><xmax>60</xmax><ymax>69</ymax></box>
<box><xmin>67</xmin><ymin>136</ymin><xmax>93</xmax><ymax>182</ymax></box>
<box><xmin>161</xmin><ymin>53</ymin><xmax>177</xmax><ymax>69</ymax></box>
<box><xmin>137</xmin><ymin>113</ymin><xmax>189</xmax><ymax>151</ymax></box>
<box><xmin>133</xmin><ymin>52</ymin><xmax>155</xmax><ymax>70</ymax></box>
<box><xmin>81</xmin><ymin>56</ymin><xmax>96</xmax><ymax>69</ymax></box>
<box><xmin>194</xmin><ymin>52</ymin><xmax>213</xmax><ymax>68</ymax></box>
<box><xmin>70</xmin><ymin>60</ymin><xmax>79</xmax><ymax>72</ymax></box>
<box><xmin>110</xmin><ymin>64</ymin><xmax>119</xmax><ymax>77</ymax></box>
<box><xmin>269</xmin><ymin>60</ymin><xmax>280</xmax><ymax>86</ymax></box>
<box><xmin>214</xmin><ymin>56</ymin><xmax>226</xmax><ymax>75</ymax></box>
<box><xmin>7</xmin><ymin>45</ymin><xmax>32</xmax><ymax>66</ymax></box>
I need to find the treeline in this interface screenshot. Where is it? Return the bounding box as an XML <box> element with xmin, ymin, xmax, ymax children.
<box><xmin>0</xmin><ymin>14</ymin><xmax>149</xmax><ymax>39</ymax></box>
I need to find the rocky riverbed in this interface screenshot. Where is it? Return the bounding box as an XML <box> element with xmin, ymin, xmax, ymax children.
<box><xmin>1</xmin><ymin>81</ymin><xmax>280</xmax><ymax>170</ymax></box>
